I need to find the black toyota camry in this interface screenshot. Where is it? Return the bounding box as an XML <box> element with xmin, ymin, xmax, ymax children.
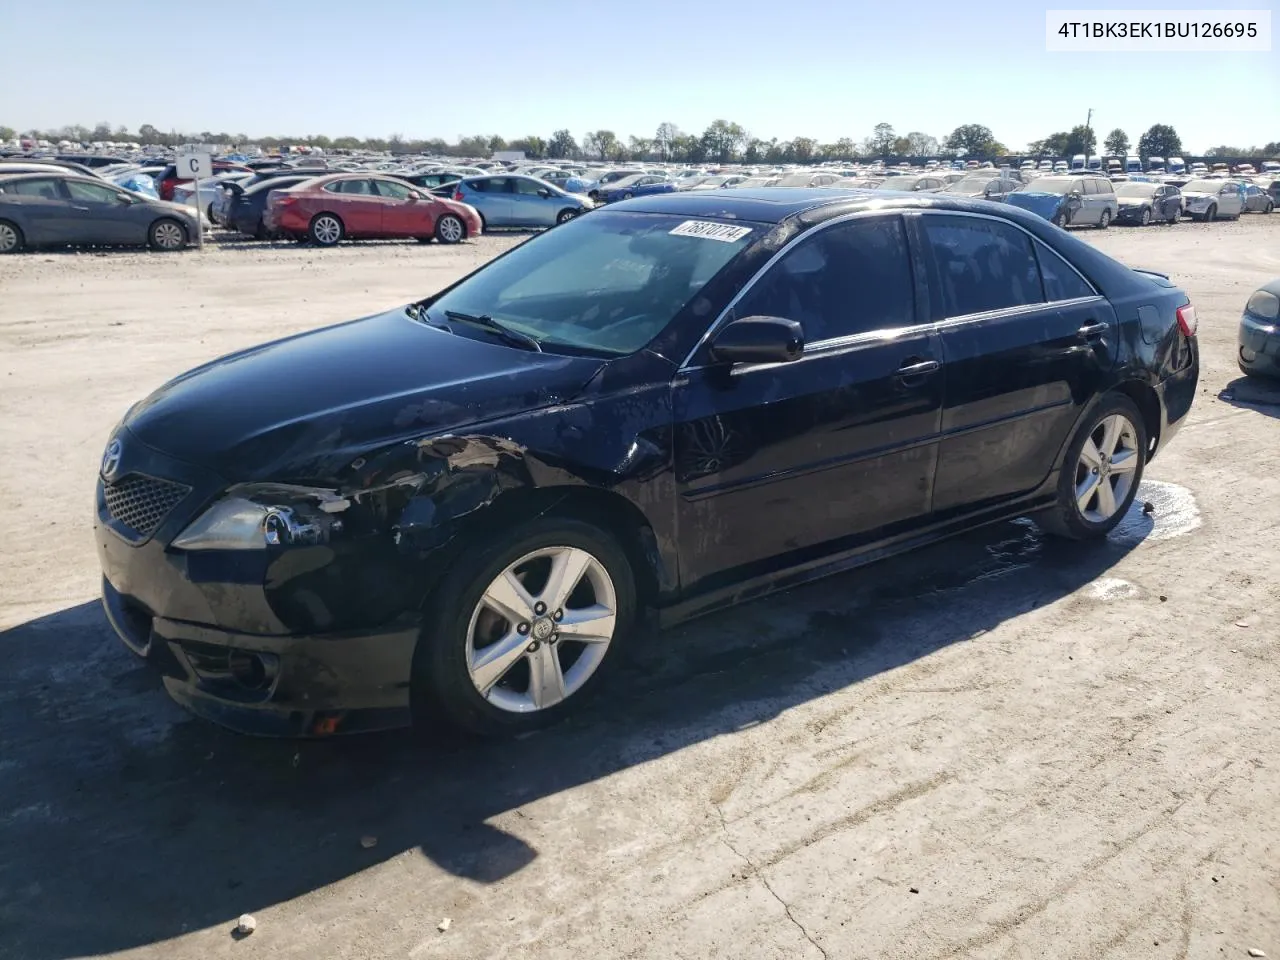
<box><xmin>95</xmin><ymin>189</ymin><xmax>1200</xmax><ymax>738</ymax></box>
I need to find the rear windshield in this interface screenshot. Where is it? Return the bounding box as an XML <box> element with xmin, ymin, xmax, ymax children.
<box><xmin>423</xmin><ymin>210</ymin><xmax>759</xmax><ymax>356</ymax></box>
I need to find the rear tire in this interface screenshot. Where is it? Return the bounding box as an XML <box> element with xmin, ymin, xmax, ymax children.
<box><xmin>556</xmin><ymin>208</ymin><xmax>578</xmax><ymax>225</ymax></box>
<box><xmin>0</xmin><ymin>219</ymin><xmax>24</xmax><ymax>254</ymax></box>
<box><xmin>1096</xmin><ymin>209</ymin><xmax>1111</xmax><ymax>229</ymax></box>
<box><xmin>147</xmin><ymin>218</ymin><xmax>187</xmax><ymax>251</ymax></box>
<box><xmin>1036</xmin><ymin>393</ymin><xmax>1147</xmax><ymax>541</ymax></box>
<box><xmin>309</xmin><ymin>213</ymin><xmax>344</xmax><ymax>246</ymax></box>
<box><xmin>410</xmin><ymin>516</ymin><xmax>637</xmax><ymax>738</ymax></box>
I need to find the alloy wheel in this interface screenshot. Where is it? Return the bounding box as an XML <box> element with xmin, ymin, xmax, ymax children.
<box><xmin>312</xmin><ymin>216</ymin><xmax>342</xmax><ymax>245</ymax></box>
<box><xmin>152</xmin><ymin>221</ymin><xmax>184</xmax><ymax>250</ymax></box>
<box><xmin>1140</xmin><ymin>208</ymin><xmax>1151</xmax><ymax>225</ymax></box>
<box><xmin>0</xmin><ymin>223</ymin><xmax>18</xmax><ymax>253</ymax></box>
<box><xmin>437</xmin><ymin>215</ymin><xmax>463</xmax><ymax>243</ymax></box>
<box><xmin>1074</xmin><ymin>414</ymin><xmax>1140</xmax><ymax>524</ymax></box>
<box><xmin>465</xmin><ymin>546</ymin><xmax>617</xmax><ymax>713</ymax></box>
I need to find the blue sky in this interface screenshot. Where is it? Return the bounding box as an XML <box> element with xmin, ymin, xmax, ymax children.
<box><xmin>4</xmin><ymin>0</ymin><xmax>1276</xmax><ymax>151</ymax></box>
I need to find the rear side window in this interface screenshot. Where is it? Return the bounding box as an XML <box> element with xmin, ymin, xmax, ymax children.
<box><xmin>339</xmin><ymin>179</ymin><xmax>374</xmax><ymax>195</ymax></box>
<box><xmin>5</xmin><ymin>178</ymin><xmax>63</xmax><ymax>199</ymax></box>
<box><xmin>1034</xmin><ymin>240</ymin><xmax>1097</xmax><ymax>301</ymax></box>
<box><xmin>735</xmin><ymin>216</ymin><xmax>914</xmax><ymax>342</ymax></box>
<box><xmin>922</xmin><ymin>215</ymin><xmax>1044</xmax><ymax>317</ymax></box>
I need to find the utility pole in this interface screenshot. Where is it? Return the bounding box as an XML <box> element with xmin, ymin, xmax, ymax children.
<box><xmin>1085</xmin><ymin>108</ymin><xmax>1093</xmax><ymax>162</ymax></box>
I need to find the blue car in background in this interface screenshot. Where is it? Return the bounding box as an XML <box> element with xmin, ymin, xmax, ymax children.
<box><xmin>537</xmin><ymin>169</ymin><xmax>595</xmax><ymax>194</ymax></box>
<box><xmin>437</xmin><ymin>174</ymin><xmax>589</xmax><ymax>229</ymax></box>
<box><xmin>110</xmin><ymin>172</ymin><xmax>159</xmax><ymax>200</ymax></box>
<box><xmin>596</xmin><ymin>173</ymin><xmax>676</xmax><ymax>204</ymax></box>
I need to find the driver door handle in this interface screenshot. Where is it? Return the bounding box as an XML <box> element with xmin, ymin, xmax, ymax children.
<box><xmin>897</xmin><ymin>359</ymin><xmax>940</xmax><ymax>377</ymax></box>
<box><xmin>1078</xmin><ymin>322</ymin><xmax>1109</xmax><ymax>338</ymax></box>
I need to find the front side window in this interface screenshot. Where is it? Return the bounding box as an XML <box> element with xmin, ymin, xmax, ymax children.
<box><xmin>373</xmin><ymin>179</ymin><xmax>412</xmax><ymax>199</ymax></box>
<box><xmin>425</xmin><ymin>210</ymin><xmax>758</xmax><ymax>356</ymax></box>
<box><xmin>733</xmin><ymin>216</ymin><xmax>914</xmax><ymax>343</ymax></box>
<box><xmin>65</xmin><ymin>180</ymin><xmax>122</xmax><ymax>203</ymax></box>
<box><xmin>513</xmin><ymin>178</ymin><xmax>544</xmax><ymax>195</ymax></box>
<box><xmin>922</xmin><ymin>215</ymin><xmax>1044</xmax><ymax>317</ymax></box>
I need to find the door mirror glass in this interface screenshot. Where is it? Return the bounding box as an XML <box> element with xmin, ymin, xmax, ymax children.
<box><xmin>408</xmin><ymin>190</ymin><xmax>422</xmax><ymax>200</ymax></box>
<box><xmin>709</xmin><ymin>316</ymin><xmax>804</xmax><ymax>365</ymax></box>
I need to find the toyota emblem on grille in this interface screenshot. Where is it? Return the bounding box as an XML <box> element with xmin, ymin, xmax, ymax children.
<box><xmin>101</xmin><ymin>439</ymin><xmax>122</xmax><ymax>479</ymax></box>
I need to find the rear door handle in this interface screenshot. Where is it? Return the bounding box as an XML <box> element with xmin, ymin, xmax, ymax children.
<box><xmin>1078</xmin><ymin>322</ymin><xmax>1109</xmax><ymax>338</ymax></box>
<box><xmin>897</xmin><ymin>359</ymin><xmax>940</xmax><ymax>377</ymax></box>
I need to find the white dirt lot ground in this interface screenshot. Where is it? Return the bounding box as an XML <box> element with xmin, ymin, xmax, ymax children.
<box><xmin>1</xmin><ymin>217</ymin><xmax>1278</xmax><ymax>960</ymax></box>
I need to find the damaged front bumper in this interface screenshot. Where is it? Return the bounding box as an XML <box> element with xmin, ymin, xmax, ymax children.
<box><xmin>101</xmin><ymin>575</ymin><xmax>416</xmax><ymax>736</ymax></box>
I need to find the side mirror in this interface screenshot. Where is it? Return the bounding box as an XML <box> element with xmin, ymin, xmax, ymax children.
<box><xmin>709</xmin><ymin>316</ymin><xmax>804</xmax><ymax>365</ymax></box>
<box><xmin>407</xmin><ymin>190</ymin><xmax>422</xmax><ymax>200</ymax></box>
<box><xmin>537</xmin><ymin>188</ymin><xmax>551</xmax><ymax>198</ymax></box>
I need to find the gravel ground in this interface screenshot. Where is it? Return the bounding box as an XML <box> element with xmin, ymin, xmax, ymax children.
<box><xmin>1</xmin><ymin>216</ymin><xmax>1279</xmax><ymax>960</ymax></box>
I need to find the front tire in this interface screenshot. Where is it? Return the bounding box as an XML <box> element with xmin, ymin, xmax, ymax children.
<box><xmin>1037</xmin><ymin>394</ymin><xmax>1147</xmax><ymax>541</ymax></box>
<box><xmin>1053</xmin><ymin>210</ymin><xmax>1069</xmax><ymax>228</ymax></box>
<box><xmin>435</xmin><ymin>213</ymin><xmax>465</xmax><ymax>244</ymax></box>
<box><xmin>1203</xmin><ymin>204</ymin><xmax>1217</xmax><ymax>222</ymax></box>
<box><xmin>1139</xmin><ymin>207</ymin><xmax>1151</xmax><ymax>226</ymax></box>
<box><xmin>0</xmin><ymin>219</ymin><xmax>24</xmax><ymax>254</ymax></box>
<box><xmin>148</xmin><ymin>218</ymin><xmax>187</xmax><ymax>251</ymax></box>
<box><xmin>309</xmin><ymin>213</ymin><xmax>344</xmax><ymax>246</ymax></box>
<box><xmin>411</xmin><ymin>516</ymin><xmax>637</xmax><ymax>738</ymax></box>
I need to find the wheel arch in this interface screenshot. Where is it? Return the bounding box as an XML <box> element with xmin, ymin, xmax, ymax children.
<box><xmin>1051</xmin><ymin>379</ymin><xmax>1161</xmax><ymax>473</ymax></box>
<box><xmin>421</xmin><ymin>484</ymin><xmax>670</xmax><ymax>612</ymax></box>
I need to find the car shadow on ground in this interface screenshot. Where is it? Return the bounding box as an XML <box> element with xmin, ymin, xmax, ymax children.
<box><xmin>0</xmin><ymin>500</ymin><xmax>1160</xmax><ymax>959</ymax></box>
<box><xmin>1219</xmin><ymin>375</ymin><xmax>1280</xmax><ymax>418</ymax></box>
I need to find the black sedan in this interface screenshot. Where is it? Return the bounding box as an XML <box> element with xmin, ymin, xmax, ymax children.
<box><xmin>223</xmin><ymin>173</ymin><xmax>325</xmax><ymax>239</ymax></box>
<box><xmin>1113</xmin><ymin>181</ymin><xmax>1183</xmax><ymax>225</ymax></box>
<box><xmin>94</xmin><ymin>189</ymin><xmax>1200</xmax><ymax>738</ymax></box>
<box><xmin>1238</xmin><ymin>279</ymin><xmax>1280</xmax><ymax>378</ymax></box>
<box><xmin>0</xmin><ymin>172</ymin><xmax>200</xmax><ymax>252</ymax></box>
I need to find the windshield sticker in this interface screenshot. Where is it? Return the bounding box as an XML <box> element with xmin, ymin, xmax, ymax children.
<box><xmin>669</xmin><ymin>220</ymin><xmax>753</xmax><ymax>242</ymax></box>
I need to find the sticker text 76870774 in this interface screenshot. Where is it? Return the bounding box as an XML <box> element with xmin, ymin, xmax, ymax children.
<box><xmin>668</xmin><ymin>220</ymin><xmax>754</xmax><ymax>242</ymax></box>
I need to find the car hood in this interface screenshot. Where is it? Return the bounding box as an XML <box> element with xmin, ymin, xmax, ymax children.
<box><xmin>1004</xmin><ymin>192</ymin><xmax>1066</xmax><ymax>219</ymax></box>
<box><xmin>122</xmin><ymin>308</ymin><xmax>605</xmax><ymax>483</ymax></box>
<box><xmin>1116</xmin><ymin>196</ymin><xmax>1155</xmax><ymax>206</ymax></box>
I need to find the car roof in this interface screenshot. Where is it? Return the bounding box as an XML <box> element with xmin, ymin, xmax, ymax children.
<box><xmin>618</xmin><ymin>187</ymin><xmax>1078</xmax><ymax>230</ymax></box>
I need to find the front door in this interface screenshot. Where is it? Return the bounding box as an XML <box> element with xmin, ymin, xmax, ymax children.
<box><xmin>672</xmin><ymin>214</ymin><xmax>943</xmax><ymax>589</ymax></box>
<box><xmin>371</xmin><ymin>178</ymin><xmax>425</xmax><ymax>236</ymax></box>
<box><xmin>913</xmin><ymin>211</ymin><xmax>1117</xmax><ymax>515</ymax></box>
<box><xmin>60</xmin><ymin>178</ymin><xmax>136</xmax><ymax>244</ymax></box>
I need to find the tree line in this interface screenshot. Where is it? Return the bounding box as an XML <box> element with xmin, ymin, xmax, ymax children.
<box><xmin>3</xmin><ymin>119</ymin><xmax>1275</xmax><ymax>163</ymax></box>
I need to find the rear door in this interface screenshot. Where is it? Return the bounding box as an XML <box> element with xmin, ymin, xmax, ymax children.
<box><xmin>332</xmin><ymin>178</ymin><xmax>380</xmax><ymax>235</ymax></box>
<box><xmin>673</xmin><ymin>214</ymin><xmax>944</xmax><ymax>586</ymax></box>
<box><xmin>914</xmin><ymin>210</ymin><xmax>1117</xmax><ymax>515</ymax></box>
<box><xmin>0</xmin><ymin>177</ymin><xmax>69</xmax><ymax>243</ymax></box>
<box><xmin>469</xmin><ymin>177</ymin><xmax>514</xmax><ymax>225</ymax></box>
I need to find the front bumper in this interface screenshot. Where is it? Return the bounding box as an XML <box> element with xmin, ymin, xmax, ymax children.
<box><xmin>102</xmin><ymin>577</ymin><xmax>415</xmax><ymax>736</ymax></box>
<box><xmin>1239</xmin><ymin>314</ymin><xmax>1280</xmax><ymax>378</ymax></box>
<box><xmin>94</xmin><ymin>428</ymin><xmax>419</xmax><ymax>736</ymax></box>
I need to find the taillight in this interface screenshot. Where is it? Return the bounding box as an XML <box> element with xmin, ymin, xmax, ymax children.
<box><xmin>278</xmin><ymin>195</ymin><xmax>297</xmax><ymax>205</ymax></box>
<box><xmin>453</xmin><ymin>190</ymin><xmax>464</xmax><ymax>202</ymax></box>
<box><xmin>1176</xmin><ymin>303</ymin><xmax>1198</xmax><ymax>336</ymax></box>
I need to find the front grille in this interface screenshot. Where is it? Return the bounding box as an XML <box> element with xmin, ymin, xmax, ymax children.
<box><xmin>103</xmin><ymin>474</ymin><xmax>191</xmax><ymax>540</ymax></box>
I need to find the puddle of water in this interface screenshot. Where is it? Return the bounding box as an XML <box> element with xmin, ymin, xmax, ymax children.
<box><xmin>1084</xmin><ymin>577</ymin><xmax>1139</xmax><ymax>601</ymax></box>
<box><xmin>1110</xmin><ymin>479</ymin><xmax>1202</xmax><ymax>545</ymax></box>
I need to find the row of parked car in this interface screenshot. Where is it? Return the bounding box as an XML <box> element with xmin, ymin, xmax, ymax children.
<box><xmin>1</xmin><ymin>151</ymin><xmax>1277</xmax><ymax>252</ymax></box>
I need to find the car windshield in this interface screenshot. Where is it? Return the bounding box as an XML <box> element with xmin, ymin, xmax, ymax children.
<box><xmin>1025</xmin><ymin>177</ymin><xmax>1077</xmax><ymax>194</ymax></box>
<box><xmin>1115</xmin><ymin>183</ymin><xmax>1157</xmax><ymax>198</ymax></box>
<box><xmin>1183</xmin><ymin>179</ymin><xmax>1220</xmax><ymax>192</ymax></box>
<box><xmin>944</xmin><ymin>177</ymin><xmax>992</xmax><ymax>193</ymax></box>
<box><xmin>422</xmin><ymin>210</ymin><xmax>758</xmax><ymax>357</ymax></box>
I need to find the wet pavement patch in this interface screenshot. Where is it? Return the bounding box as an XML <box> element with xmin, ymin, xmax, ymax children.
<box><xmin>1110</xmin><ymin>480</ymin><xmax>1201</xmax><ymax>546</ymax></box>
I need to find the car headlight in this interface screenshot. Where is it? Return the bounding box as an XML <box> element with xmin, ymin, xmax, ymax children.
<box><xmin>1246</xmin><ymin>290</ymin><xmax>1280</xmax><ymax>321</ymax></box>
<box><xmin>172</xmin><ymin>484</ymin><xmax>350</xmax><ymax>550</ymax></box>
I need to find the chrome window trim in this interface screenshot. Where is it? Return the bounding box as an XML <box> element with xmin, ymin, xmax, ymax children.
<box><xmin>676</xmin><ymin>206</ymin><xmax>1102</xmax><ymax>373</ymax></box>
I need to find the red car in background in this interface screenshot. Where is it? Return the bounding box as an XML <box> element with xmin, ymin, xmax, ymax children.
<box><xmin>264</xmin><ymin>173</ymin><xmax>483</xmax><ymax>246</ymax></box>
<box><xmin>155</xmin><ymin>159</ymin><xmax>253</xmax><ymax>201</ymax></box>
